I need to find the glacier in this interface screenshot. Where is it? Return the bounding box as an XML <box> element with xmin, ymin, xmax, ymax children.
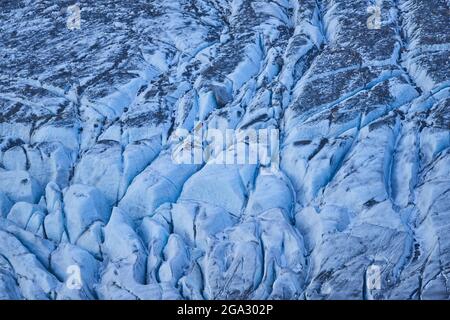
<box><xmin>0</xmin><ymin>0</ymin><xmax>449</xmax><ymax>300</ymax></box>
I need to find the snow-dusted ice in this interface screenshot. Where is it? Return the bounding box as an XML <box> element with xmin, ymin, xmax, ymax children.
<box><xmin>0</xmin><ymin>0</ymin><xmax>449</xmax><ymax>299</ymax></box>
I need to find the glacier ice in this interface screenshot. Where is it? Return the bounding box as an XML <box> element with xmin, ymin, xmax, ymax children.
<box><xmin>0</xmin><ymin>0</ymin><xmax>449</xmax><ymax>300</ymax></box>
